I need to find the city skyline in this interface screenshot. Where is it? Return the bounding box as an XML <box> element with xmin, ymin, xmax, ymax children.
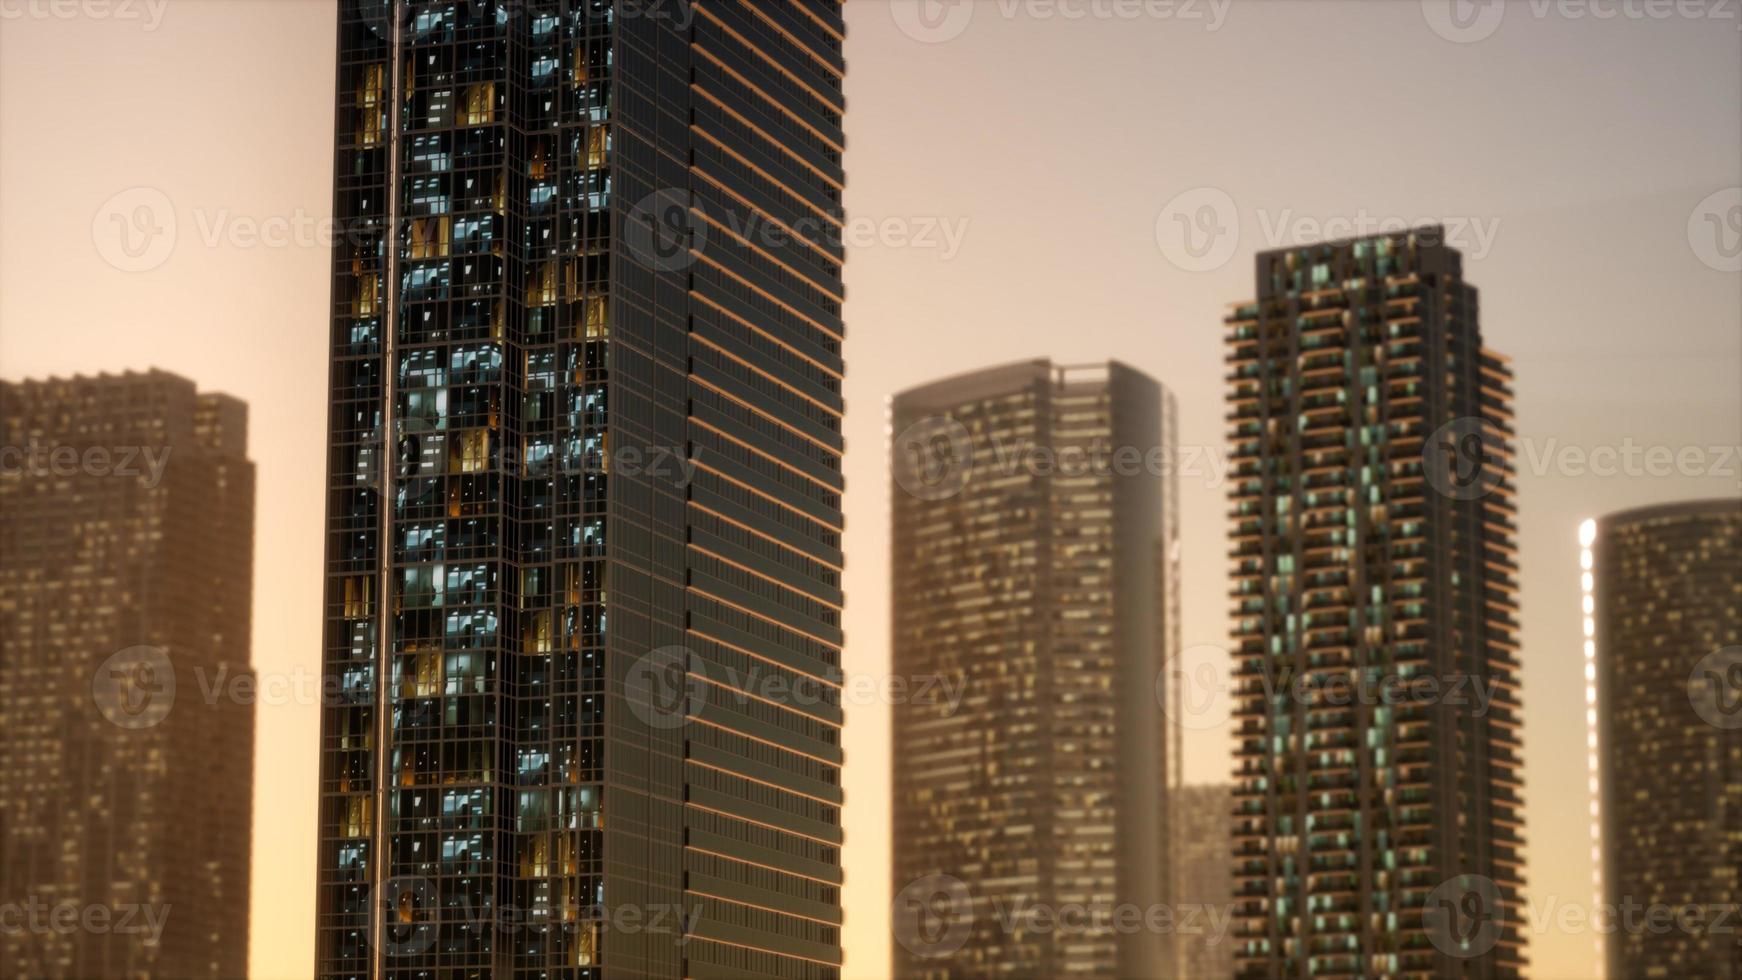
<box><xmin>0</xmin><ymin>2</ymin><xmax>1738</xmax><ymax>978</ymax></box>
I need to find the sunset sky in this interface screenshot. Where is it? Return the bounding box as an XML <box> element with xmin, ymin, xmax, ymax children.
<box><xmin>2</xmin><ymin>2</ymin><xmax>1738</xmax><ymax>977</ymax></box>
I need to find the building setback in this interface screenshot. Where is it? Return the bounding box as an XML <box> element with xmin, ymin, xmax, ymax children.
<box><xmin>889</xmin><ymin>359</ymin><xmax>1176</xmax><ymax>979</ymax></box>
<box><xmin>0</xmin><ymin>370</ymin><xmax>256</xmax><ymax>979</ymax></box>
<box><xmin>1589</xmin><ymin>499</ymin><xmax>1742</xmax><ymax>980</ymax></box>
<box><xmin>1223</xmin><ymin>230</ymin><xmax>1526</xmax><ymax>978</ymax></box>
<box><xmin>314</xmin><ymin>2</ymin><xmax>848</xmax><ymax>978</ymax></box>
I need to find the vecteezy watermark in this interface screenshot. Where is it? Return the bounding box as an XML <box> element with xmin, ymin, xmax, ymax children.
<box><xmin>892</xmin><ymin>873</ymin><xmax>1235</xmax><ymax>959</ymax></box>
<box><xmin>91</xmin><ymin>646</ymin><xmax>177</xmax><ymax>730</ymax></box>
<box><xmin>626</xmin><ymin>645</ymin><xmax>968</xmax><ymax>730</ymax></box>
<box><xmin>893</xmin><ymin>874</ymin><xmax>975</xmax><ymax>958</ymax></box>
<box><xmin>1155</xmin><ymin>191</ymin><xmax>1501</xmax><ymax>272</ymax></box>
<box><xmin>0</xmin><ymin>897</ymin><xmax>171</xmax><ymax>946</ymax></box>
<box><xmin>0</xmin><ymin>441</ymin><xmax>173</xmax><ymax>488</ymax></box>
<box><xmin>1422</xmin><ymin>0</ymin><xmax>1742</xmax><ymax>43</ymax></box>
<box><xmin>1161</xmin><ymin>657</ymin><xmax>1500</xmax><ymax>730</ymax></box>
<box><xmin>892</xmin><ymin>417</ymin><xmax>974</xmax><ymax>502</ymax></box>
<box><xmin>1689</xmin><ymin>187</ymin><xmax>1742</xmax><ymax>273</ymax></box>
<box><xmin>92</xmin><ymin>187</ymin><xmax>177</xmax><ymax>273</ymax></box>
<box><xmin>1424</xmin><ymin>421</ymin><xmax>1742</xmax><ymax>500</ymax></box>
<box><xmin>369</xmin><ymin>876</ymin><xmax>439</xmax><ymax>956</ymax></box>
<box><xmin>1426</xmin><ymin>875</ymin><xmax>1506</xmax><ymax>958</ymax></box>
<box><xmin>367</xmin><ymin>876</ymin><xmax>700</xmax><ymax>958</ymax></box>
<box><xmin>892</xmin><ymin>416</ymin><xmax>1235</xmax><ymax>501</ymax></box>
<box><xmin>1158</xmin><ymin>643</ymin><xmax>1233</xmax><ymax>732</ymax></box>
<box><xmin>1689</xmin><ymin>646</ymin><xmax>1742</xmax><ymax>730</ymax></box>
<box><xmin>624</xmin><ymin>645</ymin><xmax>709</xmax><ymax>730</ymax></box>
<box><xmin>0</xmin><ymin>0</ymin><xmax>168</xmax><ymax>28</ymax></box>
<box><xmin>628</xmin><ymin>186</ymin><xmax>969</xmax><ymax>271</ymax></box>
<box><xmin>1426</xmin><ymin>881</ymin><xmax>1742</xmax><ymax>954</ymax></box>
<box><xmin>94</xmin><ymin>186</ymin><xmax>967</xmax><ymax>273</ymax></box>
<box><xmin>1425</xmin><ymin>418</ymin><xmax>1505</xmax><ymax>501</ymax></box>
<box><xmin>889</xmin><ymin>0</ymin><xmax>1231</xmax><ymax>43</ymax></box>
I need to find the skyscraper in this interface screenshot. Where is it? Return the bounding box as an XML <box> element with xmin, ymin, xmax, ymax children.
<box><xmin>889</xmin><ymin>360</ymin><xmax>1176</xmax><ymax>979</ymax></box>
<box><xmin>1172</xmin><ymin>783</ymin><xmax>1234</xmax><ymax>980</ymax></box>
<box><xmin>1223</xmin><ymin>230</ymin><xmax>1526</xmax><ymax>978</ymax></box>
<box><xmin>315</xmin><ymin>2</ymin><xmax>847</xmax><ymax>978</ymax></box>
<box><xmin>1584</xmin><ymin>499</ymin><xmax>1742</xmax><ymax>980</ymax></box>
<box><xmin>0</xmin><ymin>370</ymin><xmax>256</xmax><ymax>979</ymax></box>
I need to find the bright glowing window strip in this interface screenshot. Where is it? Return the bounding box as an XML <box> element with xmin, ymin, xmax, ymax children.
<box><xmin>1578</xmin><ymin>517</ymin><xmax>1604</xmax><ymax>979</ymax></box>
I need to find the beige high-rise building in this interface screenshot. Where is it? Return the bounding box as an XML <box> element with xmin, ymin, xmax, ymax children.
<box><xmin>1172</xmin><ymin>783</ymin><xmax>1234</xmax><ymax>980</ymax></box>
<box><xmin>0</xmin><ymin>370</ymin><xmax>256</xmax><ymax>978</ymax></box>
<box><xmin>1587</xmin><ymin>499</ymin><xmax>1742</xmax><ymax>980</ymax></box>
<box><xmin>889</xmin><ymin>360</ymin><xmax>1178</xmax><ymax>979</ymax></box>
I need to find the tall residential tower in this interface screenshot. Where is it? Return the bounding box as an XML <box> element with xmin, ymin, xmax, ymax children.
<box><xmin>1223</xmin><ymin>231</ymin><xmax>1526</xmax><ymax>978</ymax></box>
<box><xmin>889</xmin><ymin>360</ymin><xmax>1177</xmax><ymax>979</ymax></box>
<box><xmin>0</xmin><ymin>370</ymin><xmax>256</xmax><ymax>979</ymax></box>
<box><xmin>1586</xmin><ymin>499</ymin><xmax>1742</xmax><ymax>979</ymax></box>
<box><xmin>315</xmin><ymin>2</ymin><xmax>848</xmax><ymax>977</ymax></box>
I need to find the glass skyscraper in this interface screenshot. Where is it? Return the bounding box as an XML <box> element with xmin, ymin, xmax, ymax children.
<box><xmin>888</xmin><ymin>360</ymin><xmax>1177</xmax><ymax>979</ymax></box>
<box><xmin>0</xmin><ymin>370</ymin><xmax>256</xmax><ymax>979</ymax></box>
<box><xmin>1587</xmin><ymin>499</ymin><xmax>1742</xmax><ymax>980</ymax></box>
<box><xmin>1223</xmin><ymin>231</ymin><xmax>1526</xmax><ymax>978</ymax></box>
<box><xmin>315</xmin><ymin>2</ymin><xmax>847</xmax><ymax>977</ymax></box>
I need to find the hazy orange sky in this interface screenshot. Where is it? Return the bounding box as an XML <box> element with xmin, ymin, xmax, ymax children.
<box><xmin>2</xmin><ymin>2</ymin><xmax>1738</xmax><ymax>977</ymax></box>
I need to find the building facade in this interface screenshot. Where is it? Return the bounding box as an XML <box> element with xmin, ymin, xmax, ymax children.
<box><xmin>0</xmin><ymin>370</ymin><xmax>256</xmax><ymax>979</ymax></box>
<box><xmin>315</xmin><ymin>1</ymin><xmax>847</xmax><ymax>977</ymax></box>
<box><xmin>889</xmin><ymin>360</ymin><xmax>1176</xmax><ymax>979</ymax></box>
<box><xmin>1223</xmin><ymin>231</ymin><xmax>1526</xmax><ymax>978</ymax></box>
<box><xmin>1589</xmin><ymin>499</ymin><xmax>1742</xmax><ymax>980</ymax></box>
<box><xmin>1172</xmin><ymin>783</ymin><xmax>1235</xmax><ymax>980</ymax></box>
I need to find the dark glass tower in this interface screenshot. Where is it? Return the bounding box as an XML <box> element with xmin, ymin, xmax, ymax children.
<box><xmin>1589</xmin><ymin>499</ymin><xmax>1742</xmax><ymax>980</ymax></box>
<box><xmin>889</xmin><ymin>360</ymin><xmax>1176</xmax><ymax>979</ymax></box>
<box><xmin>316</xmin><ymin>2</ymin><xmax>846</xmax><ymax>977</ymax></box>
<box><xmin>0</xmin><ymin>370</ymin><xmax>256</xmax><ymax>979</ymax></box>
<box><xmin>1223</xmin><ymin>231</ymin><xmax>1526</xmax><ymax>978</ymax></box>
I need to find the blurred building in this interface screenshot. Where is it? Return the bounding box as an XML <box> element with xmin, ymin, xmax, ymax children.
<box><xmin>315</xmin><ymin>3</ymin><xmax>849</xmax><ymax>977</ymax></box>
<box><xmin>1586</xmin><ymin>499</ymin><xmax>1742</xmax><ymax>980</ymax></box>
<box><xmin>1223</xmin><ymin>230</ymin><xmax>1526</xmax><ymax>978</ymax></box>
<box><xmin>889</xmin><ymin>360</ymin><xmax>1178</xmax><ymax>979</ymax></box>
<box><xmin>0</xmin><ymin>369</ymin><xmax>255</xmax><ymax>979</ymax></box>
<box><xmin>1172</xmin><ymin>783</ymin><xmax>1234</xmax><ymax>980</ymax></box>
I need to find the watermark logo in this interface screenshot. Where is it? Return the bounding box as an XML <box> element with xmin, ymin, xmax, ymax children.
<box><xmin>92</xmin><ymin>187</ymin><xmax>176</xmax><ymax>273</ymax></box>
<box><xmin>892</xmin><ymin>874</ymin><xmax>974</xmax><ymax>958</ymax></box>
<box><xmin>1426</xmin><ymin>875</ymin><xmax>1505</xmax><ymax>958</ymax></box>
<box><xmin>0</xmin><ymin>441</ymin><xmax>173</xmax><ymax>487</ymax></box>
<box><xmin>1155</xmin><ymin>196</ymin><xmax>1500</xmax><ymax>272</ymax></box>
<box><xmin>1158</xmin><ymin>643</ymin><xmax>1232</xmax><ymax>732</ymax></box>
<box><xmin>624</xmin><ymin>188</ymin><xmax>707</xmax><ymax>273</ymax></box>
<box><xmin>1421</xmin><ymin>0</ymin><xmax>1506</xmax><ymax>42</ymax></box>
<box><xmin>890</xmin><ymin>0</ymin><xmax>976</xmax><ymax>42</ymax></box>
<box><xmin>0</xmin><ymin>0</ymin><xmax>169</xmax><ymax>29</ymax></box>
<box><xmin>1689</xmin><ymin>187</ymin><xmax>1742</xmax><ymax>273</ymax></box>
<box><xmin>1689</xmin><ymin>646</ymin><xmax>1742</xmax><ymax>730</ymax></box>
<box><xmin>1425</xmin><ymin>417</ymin><xmax>1502</xmax><ymax>500</ymax></box>
<box><xmin>370</xmin><ymin>875</ymin><xmax>439</xmax><ymax>957</ymax></box>
<box><xmin>1155</xmin><ymin>187</ymin><xmax>1239</xmax><ymax>273</ymax></box>
<box><xmin>0</xmin><ymin>897</ymin><xmax>171</xmax><ymax>944</ymax></box>
<box><xmin>92</xmin><ymin>646</ymin><xmax>176</xmax><ymax>729</ymax></box>
<box><xmin>893</xmin><ymin>417</ymin><xmax>974</xmax><ymax>501</ymax></box>
<box><xmin>625</xmin><ymin>645</ymin><xmax>708</xmax><ymax>730</ymax></box>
